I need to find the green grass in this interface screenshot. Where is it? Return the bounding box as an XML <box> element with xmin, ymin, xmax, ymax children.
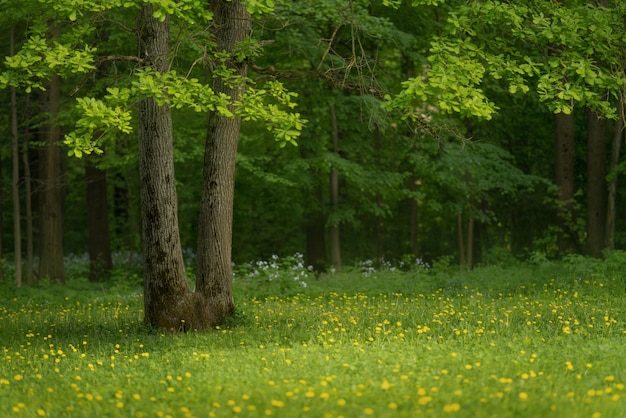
<box><xmin>1</xmin><ymin>255</ymin><xmax>626</xmax><ymax>417</ymax></box>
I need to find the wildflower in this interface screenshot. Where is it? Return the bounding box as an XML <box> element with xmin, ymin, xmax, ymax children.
<box><xmin>443</xmin><ymin>403</ymin><xmax>461</xmax><ymax>412</ymax></box>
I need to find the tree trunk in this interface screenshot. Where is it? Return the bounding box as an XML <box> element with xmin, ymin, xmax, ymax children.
<box><xmin>22</xmin><ymin>95</ymin><xmax>34</xmax><ymax>285</ymax></box>
<box><xmin>328</xmin><ymin>102</ymin><xmax>342</xmax><ymax>270</ymax></box>
<box><xmin>195</xmin><ymin>0</ymin><xmax>251</xmax><ymax>321</ymax></box>
<box><xmin>553</xmin><ymin>111</ymin><xmax>578</xmax><ymax>254</ymax></box>
<box><xmin>38</xmin><ymin>22</ymin><xmax>66</xmax><ymax>284</ymax></box>
<box><xmin>585</xmin><ymin>109</ymin><xmax>607</xmax><ymax>257</ymax></box>
<box><xmin>409</xmin><ymin>175</ymin><xmax>420</xmax><ymax>257</ymax></box>
<box><xmin>457</xmin><ymin>213</ymin><xmax>465</xmax><ymax>266</ymax></box>
<box><xmin>605</xmin><ymin>94</ymin><xmax>624</xmax><ymax>250</ymax></box>
<box><xmin>137</xmin><ymin>5</ymin><xmax>197</xmax><ymax>331</ymax></box>
<box><xmin>305</xmin><ymin>180</ymin><xmax>327</xmax><ymax>272</ymax></box>
<box><xmin>10</xmin><ymin>29</ymin><xmax>21</xmax><ymax>287</ymax></box>
<box><xmin>466</xmin><ymin>216</ymin><xmax>474</xmax><ymax>269</ymax></box>
<box><xmin>86</xmin><ymin>159</ymin><xmax>113</xmax><ymax>281</ymax></box>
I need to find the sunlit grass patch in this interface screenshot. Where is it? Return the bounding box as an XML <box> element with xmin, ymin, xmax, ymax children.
<box><xmin>1</xmin><ymin>255</ymin><xmax>625</xmax><ymax>417</ymax></box>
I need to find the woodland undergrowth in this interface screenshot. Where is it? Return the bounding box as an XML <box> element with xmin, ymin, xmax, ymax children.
<box><xmin>1</xmin><ymin>252</ymin><xmax>626</xmax><ymax>417</ymax></box>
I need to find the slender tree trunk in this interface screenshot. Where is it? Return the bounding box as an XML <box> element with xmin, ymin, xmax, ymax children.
<box><xmin>86</xmin><ymin>160</ymin><xmax>113</xmax><ymax>281</ymax></box>
<box><xmin>457</xmin><ymin>213</ymin><xmax>465</xmax><ymax>266</ymax></box>
<box><xmin>22</xmin><ymin>95</ymin><xmax>34</xmax><ymax>285</ymax></box>
<box><xmin>38</xmin><ymin>22</ymin><xmax>66</xmax><ymax>284</ymax></box>
<box><xmin>137</xmin><ymin>5</ymin><xmax>196</xmax><ymax>331</ymax></box>
<box><xmin>585</xmin><ymin>109</ymin><xmax>607</xmax><ymax>257</ymax></box>
<box><xmin>195</xmin><ymin>0</ymin><xmax>251</xmax><ymax>321</ymax></box>
<box><xmin>409</xmin><ymin>176</ymin><xmax>420</xmax><ymax>257</ymax></box>
<box><xmin>10</xmin><ymin>29</ymin><xmax>21</xmax><ymax>287</ymax></box>
<box><xmin>606</xmin><ymin>94</ymin><xmax>624</xmax><ymax>250</ymax></box>
<box><xmin>466</xmin><ymin>217</ymin><xmax>474</xmax><ymax>269</ymax></box>
<box><xmin>554</xmin><ymin>111</ymin><xmax>578</xmax><ymax>254</ymax></box>
<box><xmin>328</xmin><ymin>102</ymin><xmax>342</xmax><ymax>270</ymax></box>
<box><xmin>305</xmin><ymin>180</ymin><xmax>327</xmax><ymax>272</ymax></box>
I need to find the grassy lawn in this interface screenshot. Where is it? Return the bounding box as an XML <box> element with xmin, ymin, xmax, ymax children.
<box><xmin>1</xmin><ymin>254</ymin><xmax>625</xmax><ymax>417</ymax></box>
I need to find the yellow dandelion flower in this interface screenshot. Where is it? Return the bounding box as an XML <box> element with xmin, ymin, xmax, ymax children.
<box><xmin>336</xmin><ymin>399</ymin><xmax>347</xmax><ymax>406</ymax></box>
<box><xmin>364</xmin><ymin>407</ymin><xmax>375</xmax><ymax>415</ymax></box>
<box><xmin>271</xmin><ymin>400</ymin><xmax>284</xmax><ymax>408</ymax></box>
<box><xmin>519</xmin><ymin>392</ymin><xmax>529</xmax><ymax>400</ymax></box>
<box><xmin>36</xmin><ymin>409</ymin><xmax>46</xmax><ymax>416</ymax></box>
<box><xmin>443</xmin><ymin>403</ymin><xmax>461</xmax><ymax>413</ymax></box>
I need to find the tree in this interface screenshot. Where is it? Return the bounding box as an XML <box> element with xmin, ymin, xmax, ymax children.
<box><xmin>10</xmin><ymin>28</ymin><xmax>21</xmax><ymax>287</ymax></box>
<box><xmin>586</xmin><ymin>110</ymin><xmax>607</xmax><ymax>257</ymax></box>
<box><xmin>386</xmin><ymin>0</ymin><xmax>626</xmax><ymax>257</ymax></box>
<box><xmin>85</xmin><ymin>158</ymin><xmax>113</xmax><ymax>281</ymax></box>
<box><xmin>136</xmin><ymin>3</ymin><xmax>197</xmax><ymax>330</ymax></box>
<box><xmin>38</xmin><ymin>23</ymin><xmax>66</xmax><ymax>284</ymax></box>
<box><xmin>195</xmin><ymin>0</ymin><xmax>252</xmax><ymax>318</ymax></box>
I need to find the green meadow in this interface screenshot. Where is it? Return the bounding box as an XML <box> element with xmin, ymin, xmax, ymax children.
<box><xmin>1</xmin><ymin>253</ymin><xmax>626</xmax><ymax>418</ymax></box>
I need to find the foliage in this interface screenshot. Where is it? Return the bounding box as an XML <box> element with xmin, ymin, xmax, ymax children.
<box><xmin>0</xmin><ymin>0</ymin><xmax>306</xmax><ymax>157</ymax></box>
<box><xmin>1</xmin><ymin>254</ymin><xmax>626</xmax><ymax>417</ymax></box>
<box><xmin>386</xmin><ymin>1</ymin><xmax>626</xmax><ymax>120</ymax></box>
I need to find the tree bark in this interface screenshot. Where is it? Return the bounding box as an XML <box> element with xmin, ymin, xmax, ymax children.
<box><xmin>137</xmin><ymin>5</ymin><xmax>197</xmax><ymax>331</ymax></box>
<box><xmin>605</xmin><ymin>94</ymin><xmax>624</xmax><ymax>250</ymax></box>
<box><xmin>466</xmin><ymin>216</ymin><xmax>474</xmax><ymax>269</ymax></box>
<box><xmin>585</xmin><ymin>109</ymin><xmax>607</xmax><ymax>257</ymax></box>
<box><xmin>38</xmin><ymin>23</ymin><xmax>66</xmax><ymax>284</ymax></box>
<box><xmin>195</xmin><ymin>0</ymin><xmax>251</xmax><ymax>320</ymax></box>
<box><xmin>328</xmin><ymin>102</ymin><xmax>342</xmax><ymax>271</ymax></box>
<box><xmin>553</xmin><ymin>111</ymin><xmax>578</xmax><ymax>254</ymax></box>
<box><xmin>457</xmin><ymin>213</ymin><xmax>465</xmax><ymax>267</ymax></box>
<box><xmin>409</xmin><ymin>175</ymin><xmax>420</xmax><ymax>257</ymax></box>
<box><xmin>86</xmin><ymin>159</ymin><xmax>113</xmax><ymax>281</ymax></box>
<box><xmin>10</xmin><ymin>28</ymin><xmax>21</xmax><ymax>287</ymax></box>
<box><xmin>22</xmin><ymin>95</ymin><xmax>34</xmax><ymax>285</ymax></box>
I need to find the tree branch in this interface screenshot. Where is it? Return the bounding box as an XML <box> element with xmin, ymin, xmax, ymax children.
<box><xmin>70</xmin><ymin>55</ymin><xmax>147</xmax><ymax>96</ymax></box>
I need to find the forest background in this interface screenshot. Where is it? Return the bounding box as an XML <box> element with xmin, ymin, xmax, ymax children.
<box><xmin>0</xmin><ymin>0</ymin><xmax>625</xmax><ymax>288</ymax></box>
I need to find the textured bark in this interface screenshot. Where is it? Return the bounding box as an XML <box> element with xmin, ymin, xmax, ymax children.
<box><xmin>38</xmin><ymin>36</ymin><xmax>66</xmax><ymax>284</ymax></box>
<box><xmin>86</xmin><ymin>160</ymin><xmax>113</xmax><ymax>281</ymax></box>
<box><xmin>137</xmin><ymin>5</ymin><xmax>198</xmax><ymax>331</ymax></box>
<box><xmin>409</xmin><ymin>176</ymin><xmax>420</xmax><ymax>257</ymax></box>
<box><xmin>553</xmin><ymin>112</ymin><xmax>578</xmax><ymax>254</ymax></box>
<box><xmin>328</xmin><ymin>103</ymin><xmax>342</xmax><ymax>271</ymax></box>
<box><xmin>11</xmin><ymin>29</ymin><xmax>21</xmax><ymax>286</ymax></box>
<box><xmin>606</xmin><ymin>95</ymin><xmax>624</xmax><ymax>250</ymax></box>
<box><xmin>585</xmin><ymin>110</ymin><xmax>607</xmax><ymax>257</ymax></box>
<box><xmin>195</xmin><ymin>0</ymin><xmax>251</xmax><ymax>319</ymax></box>
<box><xmin>457</xmin><ymin>213</ymin><xmax>465</xmax><ymax>266</ymax></box>
<box><xmin>22</xmin><ymin>96</ymin><xmax>34</xmax><ymax>285</ymax></box>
